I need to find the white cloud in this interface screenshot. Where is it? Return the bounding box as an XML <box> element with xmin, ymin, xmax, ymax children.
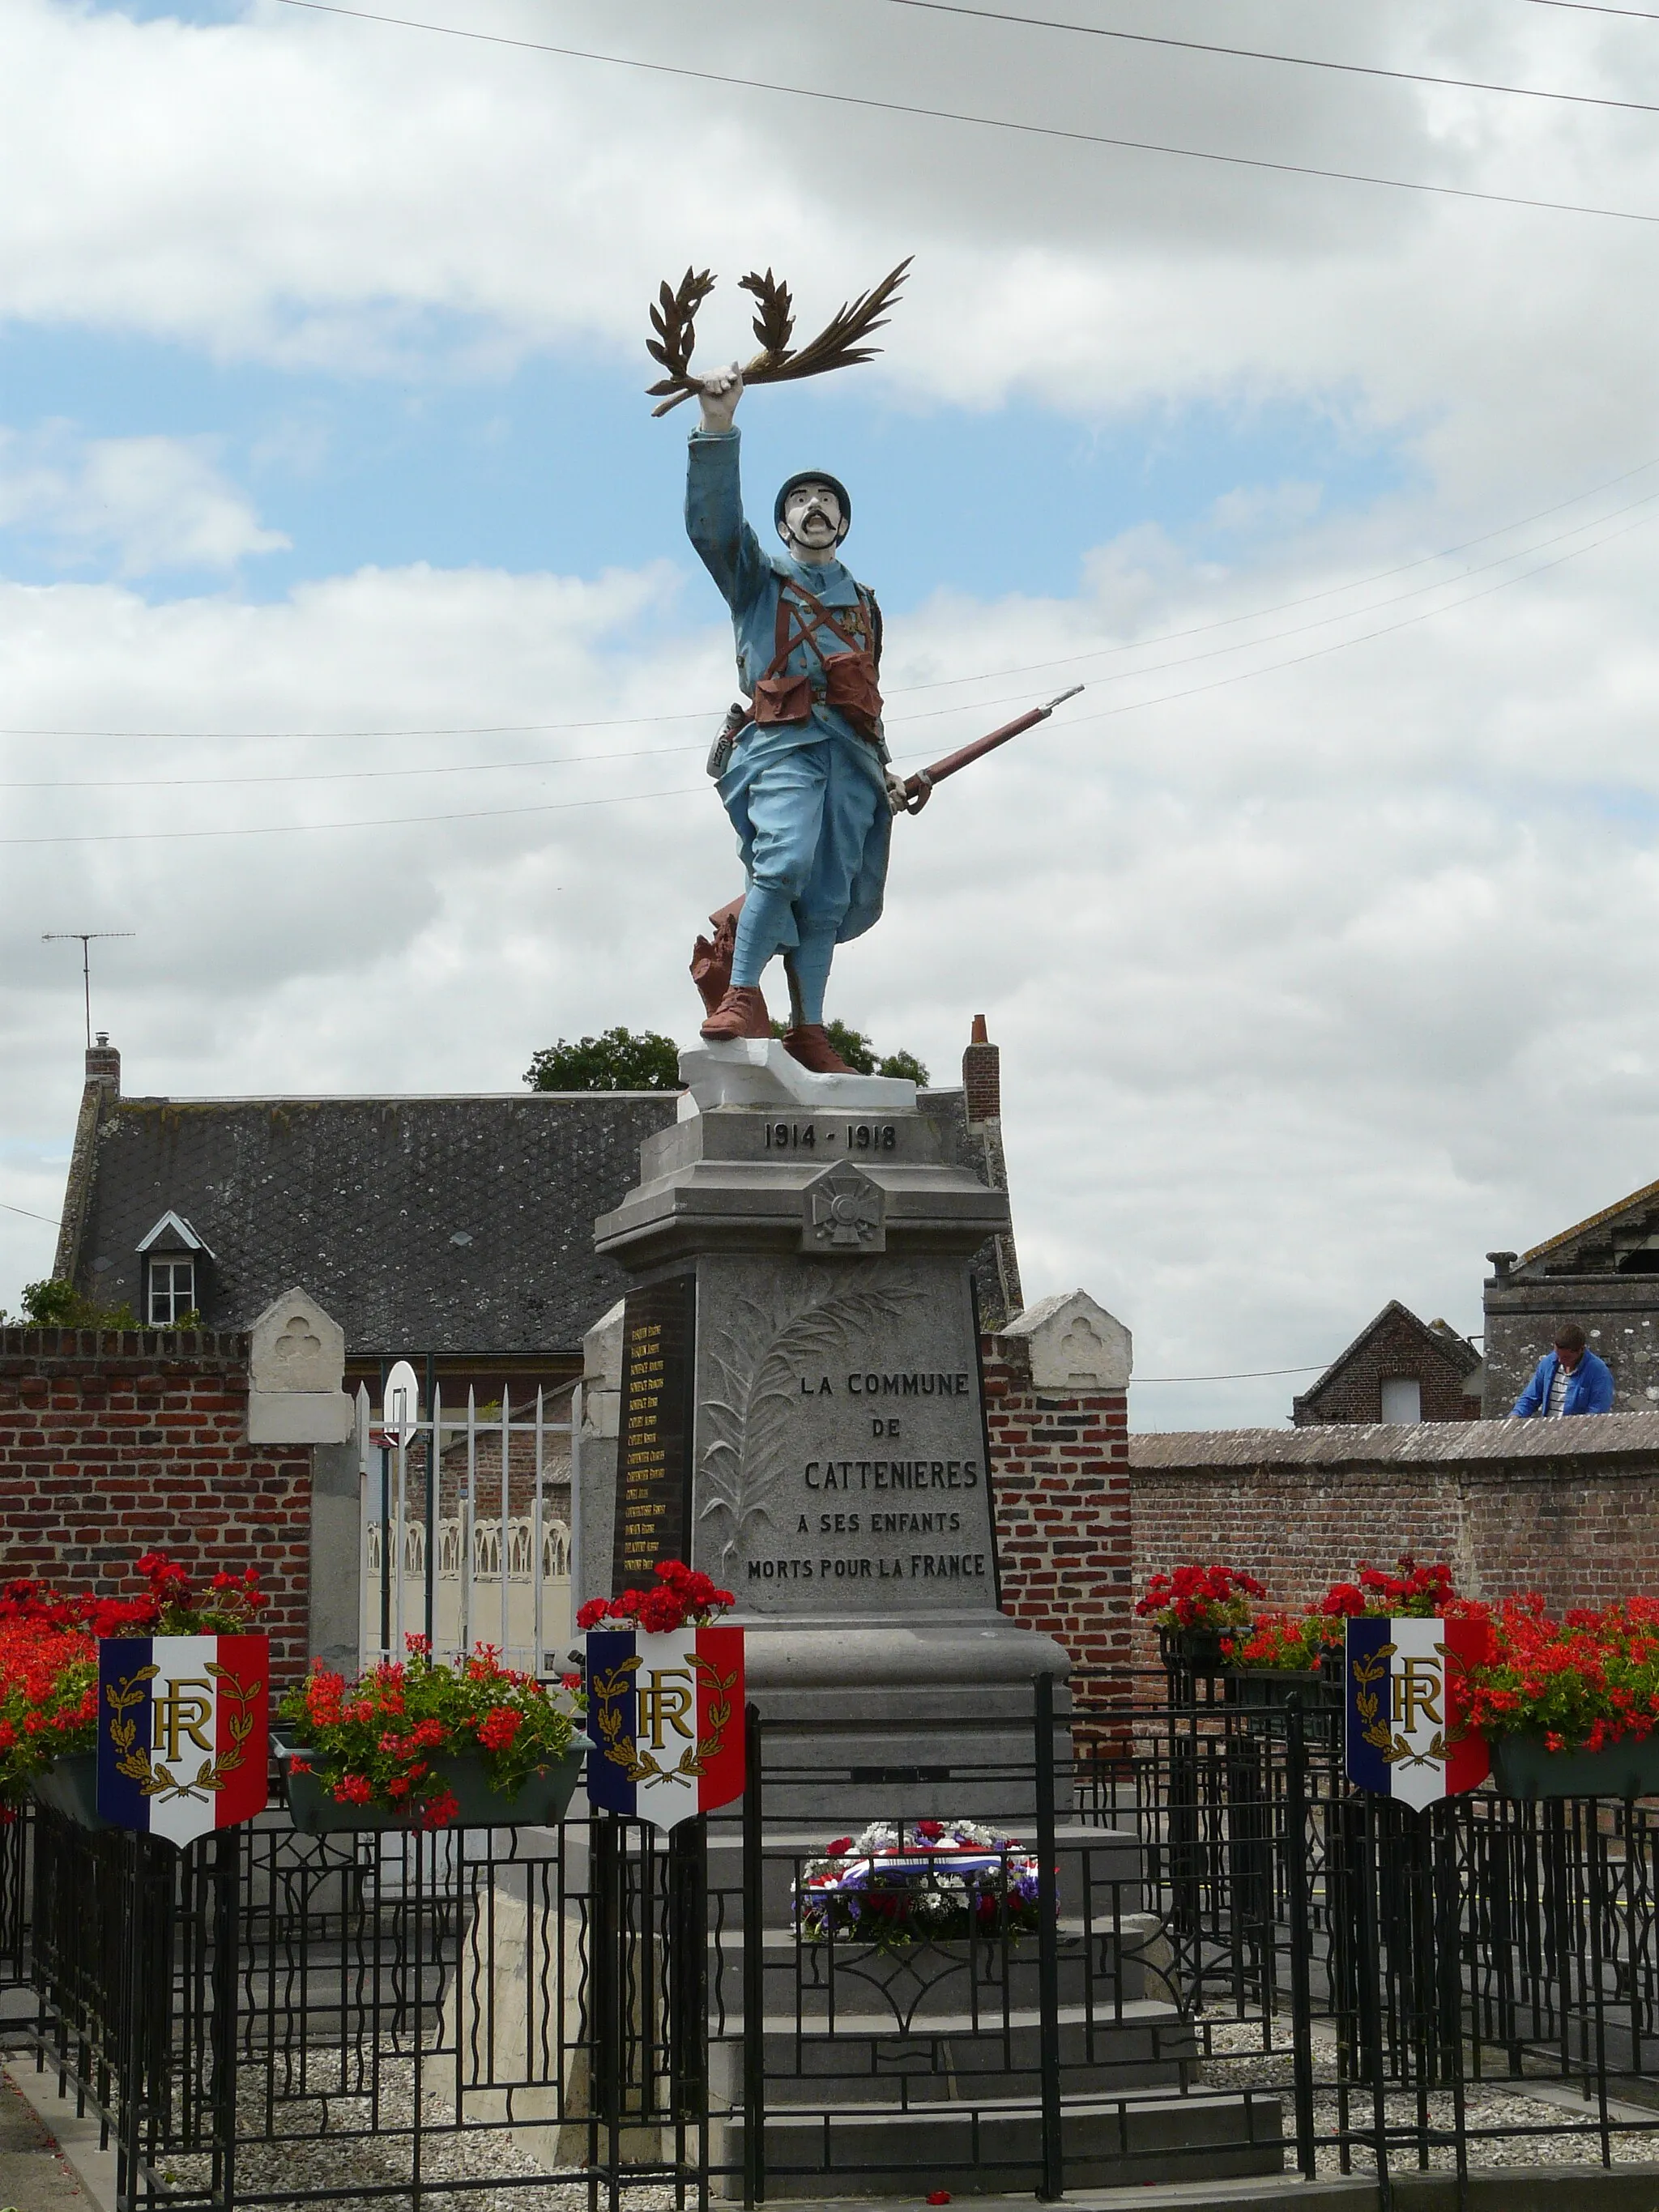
<box><xmin>3</xmin><ymin>481</ymin><xmax>1659</xmax><ymax>1421</ymax></box>
<box><xmin>0</xmin><ymin>424</ymin><xmax>288</xmax><ymax>573</ymax></box>
<box><xmin>0</xmin><ymin>0</ymin><xmax>1654</xmax><ymax>502</ymax></box>
<box><xmin>6</xmin><ymin>0</ymin><xmax>1659</xmax><ymax>1426</ymax></box>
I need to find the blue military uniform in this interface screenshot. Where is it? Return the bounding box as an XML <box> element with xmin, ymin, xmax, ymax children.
<box><xmin>686</xmin><ymin>428</ymin><xmax>890</xmax><ymax>1025</ymax></box>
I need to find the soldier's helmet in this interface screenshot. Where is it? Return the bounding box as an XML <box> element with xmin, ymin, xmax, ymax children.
<box><xmin>774</xmin><ymin>471</ymin><xmax>851</xmax><ymax>541</ymax></box>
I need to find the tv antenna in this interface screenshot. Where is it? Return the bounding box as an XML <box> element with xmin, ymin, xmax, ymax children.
<box><xmin>42</xmin><ymin>931</ymin><xmax>135</xmax><ymax>1048</ymax></box>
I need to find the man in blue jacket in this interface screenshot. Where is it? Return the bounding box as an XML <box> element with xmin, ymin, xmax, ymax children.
<box><xmin>1512</xmin><ymin>1323</ymin><xmax>1614</xmax><ymax>1417</ymax></box>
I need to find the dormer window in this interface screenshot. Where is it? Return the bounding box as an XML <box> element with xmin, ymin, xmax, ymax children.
<box><xmin>148</xmin><ymin>1257</ymin><xmax>196</xmax><ymax>1324</ymax></box>
<box><xmin>135</xmin><ymin>1210</ymin><xmax>215</xmax><ymax>1326</ymax></box>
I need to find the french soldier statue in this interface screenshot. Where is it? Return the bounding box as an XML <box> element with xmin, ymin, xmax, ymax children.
<box><xmin>686</xmin><ymin>360</ymin><xmax>923</xmax><ymax>1074</ymax></box>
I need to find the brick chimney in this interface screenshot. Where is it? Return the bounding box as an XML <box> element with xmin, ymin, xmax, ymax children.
<box><xmin>85</xmin><ymin>1031</ymin><xmax>121</xmax><ymax>1094</ymax></box>
<box><xmin>962</xmin><ymin>1013</ymin><xmax>1000</xmax><ymax>1126</ymax></box>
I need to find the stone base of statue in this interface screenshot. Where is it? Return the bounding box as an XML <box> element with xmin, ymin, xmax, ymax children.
<box><xmin>577</xmin><ymin>1042</ymin><xmax>1069</xmax><ymax>1817</ymax></box>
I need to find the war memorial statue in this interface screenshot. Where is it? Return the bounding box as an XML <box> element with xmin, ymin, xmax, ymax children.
<box><xmin>644</xmin><ymin>262</ymin><xmax>1077</xmax><ymax>1072</ymax></box>
<box><xmin>558</xmin><ymin>263</ymin><xmax>1101</xmax><ymax>1808</ymax></box>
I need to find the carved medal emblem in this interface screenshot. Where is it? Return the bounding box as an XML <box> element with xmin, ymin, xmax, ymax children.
<box><xmin>802</xmin><ymin>1161</ymin><xmax>885</xmax><ymax>1254</ymax></box>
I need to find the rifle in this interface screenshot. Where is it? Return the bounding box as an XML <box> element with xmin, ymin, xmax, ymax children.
<box><xmin>895</xmin><ymin>684</ymin><xmax>1083</xmax><ymax>814</ymax></box>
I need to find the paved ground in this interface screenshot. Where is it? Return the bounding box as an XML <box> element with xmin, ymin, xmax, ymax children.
<box><xmin>0</xmin><ymin>2072</ymin><xmax>88</xmax><ymax>2212</ymax></box>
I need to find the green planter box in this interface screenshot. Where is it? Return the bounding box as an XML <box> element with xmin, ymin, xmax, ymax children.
<box><xmin>30</xmin><ymin>1751</ymin><xmax>109</xmax><ymax>1831</ymax></box>
<box><xmin>1231</xmin><ymin>1668</ymin><xmax>1323</xmax><ymax>1709</ymax></box>
<box><xmin>1491</xmin><ymin>1733</ymin><xmax>1659</xmax><ymax>1801</ymax></box>
<box><xmin>1229</xmin><ymin>1668</ymin><xmax>1340</xmax><ymax>1744</ymax></box>
<box><xmin>1158</xmin><ymin>1627</ymin><xmax>1230</xmax><ymax>1674</ymax></box>
<box><xmin>275</xmin><ymin>1734</ymin><xmax>593</xmax><ymax>1834</ymax></box>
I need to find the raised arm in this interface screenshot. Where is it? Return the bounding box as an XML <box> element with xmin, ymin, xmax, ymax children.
<box><xmin>684</xmin><ymin>363</ymin><xmax>770</xmax><ymax>614</ymax></box>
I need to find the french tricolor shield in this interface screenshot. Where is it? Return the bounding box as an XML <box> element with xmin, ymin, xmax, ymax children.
<box><xmin>97</xmin><ymin>1635</ymin><xmax>270</xmax><ymax>1847</ymax></box>
<box><xmin>1346</xmin><ymin>1616</ymin><xmax>1489</xmax><ymax>1810</ymax></box>
<box><xmin>585</xmin><ymin>1626</ymin><xmax>744</xmax><ymax>1830</ymax></box>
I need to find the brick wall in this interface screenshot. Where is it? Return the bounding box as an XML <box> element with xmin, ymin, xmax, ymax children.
<box><xmin>1293</xmin><ymin>1308</ymin><xmax>1479</xmax><ymax>1426</ymax></box>
<box><xmin>0</xmin><ymin>1328</ymin><xmax>313</xmax><ymax>1681</ymax></box>
<box><xmin>983</xmin><ymin>1330</ymin><xmax>1131</xmax><ymax>1729</ymax></box>
<box><xmin>1129</xmin><ymin>1413</ymin><xmax>1659</xmax><ymax>1662</ymax></box>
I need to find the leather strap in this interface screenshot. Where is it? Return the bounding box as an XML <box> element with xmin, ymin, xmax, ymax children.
<box><xmin>759</xmin><ymin>579</ymin><xmax>873</xmax><ymax>686</ymax></box>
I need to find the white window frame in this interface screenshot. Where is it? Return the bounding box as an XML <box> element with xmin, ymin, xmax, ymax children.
<box><xmin>147</xmin><ymin>1256</ymin><xmax>197</xmax><ymax>1326</ymax></box>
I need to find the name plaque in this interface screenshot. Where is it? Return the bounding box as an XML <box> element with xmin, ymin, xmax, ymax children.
<box><xmin>612</xmin><ymin>1274</ymin><xmax>697</xmax><ymax>1592</ymax></box>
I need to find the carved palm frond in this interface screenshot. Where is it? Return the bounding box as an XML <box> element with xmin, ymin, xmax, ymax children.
<box><xmin>646</xmin><ymin>258</ymin><xmax>911</xmax><ymax>416</ymax></box>
<box><xmin>694</xmin><ymin>1270</ymin><xmax>926</xmax><ymax>1574</ymax></box>
<box><xmin>748</xmin><ymin>258</ymin><xmax>912</xmax><ymax>388</ymax></box>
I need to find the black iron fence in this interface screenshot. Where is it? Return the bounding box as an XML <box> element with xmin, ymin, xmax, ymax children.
<box><xmin>9</xmin><ymin>1681</ymin><xmax>1659</xmax><ymax>2210</ymax></box>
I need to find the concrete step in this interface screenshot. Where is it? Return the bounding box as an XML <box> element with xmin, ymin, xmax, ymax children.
<box><xmin>710</xmin><ymin>2085</ymin><xmax>1285</xmax><ymax>2197</ymax></box>
<box><xmin>707</xmin><ymin>1998</ymin><xmax>1197</xmax><ymax>2103</ymax></box>
<box><xmin>711</xmin><ymin>1915</ymin><xmax>1175</xmax><ymax>2016</ymax></box>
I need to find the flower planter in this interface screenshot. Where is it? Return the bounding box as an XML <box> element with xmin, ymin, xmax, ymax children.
<box><xmin>1490</xmin><ymin>1733</ymin><xmax>1659</xmax><ymax>1801</ymax></box>
<box><xmin>1158</xmin><ymin>1627</ymin><xmax>1230</xmax><ymax>1674</ymax></box>
<box><xmin>30</xmin><ymin>1751</ymin><xmax>109</xmax><ymax>1831</ymax></box>
<box><xmin>275</xmin><ymin>1735</ymin><xmax>593</xmax><ymax>1834</ymax></box>
<box><xmin>1229</xmin><ymin>1668</ymin><xmax>1340</xmax><ymax>1745</ymax></box>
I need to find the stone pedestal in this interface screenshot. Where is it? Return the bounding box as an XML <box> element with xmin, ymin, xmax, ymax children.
<box><xmin>579</xmin><ymin>1045</ymin><xmax>1068</xmax><ymax>1815</ymax></box>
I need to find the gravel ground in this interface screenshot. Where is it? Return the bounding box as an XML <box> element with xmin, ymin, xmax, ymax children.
<box><xmin>1196</xmin><ymin>2013</ymin><xmax>1659</xmax><ymax>2176</ymax></box>
<box><xmin>156</xmin><ymin>2053</ymin><xmax>685</xmax><ymax>2212</ymax></box>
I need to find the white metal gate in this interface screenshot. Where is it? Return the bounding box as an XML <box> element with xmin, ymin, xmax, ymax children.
<box><xmin>355</xmin><ymin>1378</ymin><xmax>579</xmax><ymax>1676</ymax></box>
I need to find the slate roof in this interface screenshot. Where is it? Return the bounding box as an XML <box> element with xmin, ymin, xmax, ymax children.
<box><xmin>1514</xmin><ymin>1173</ymin><xmax>1659</xmax><ymax>1275</ymax></box>
<box><xmin>69</xmin><ymin>1091</ymin><xmax>680</xmax><ymax>1356</ymax></box>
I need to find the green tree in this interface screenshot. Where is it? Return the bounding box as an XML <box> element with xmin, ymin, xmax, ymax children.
<box><xmin>0</xmin><ymin>1279</ymin><xmax>140</xmax><ymax>1328</ymax></box>
<box><xmin>524</xmin><ymin>1027</ymin><xmax>681</xmax><ymax>1092</ymax></box>
<box><xmin>768</xmin><ymin>1021</ymin><xmax>930</xmax><ymax>1085</ymax></box>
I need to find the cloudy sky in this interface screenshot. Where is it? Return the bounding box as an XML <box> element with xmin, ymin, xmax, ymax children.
<box><xmin>2</xmin><ymin>0</ymin><xmax>1658</xmax><ymax>1426</ymax></box>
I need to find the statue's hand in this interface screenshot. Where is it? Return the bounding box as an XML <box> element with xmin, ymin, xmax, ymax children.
<box><xmin>696</xmin><ymin>362</ymin><xmax>744</xmax><ymax>433</ymax></box>
<box><xmin>887</xmin><ymin>769</ymin><xmax>928</xmax><ymax>816</ymax></box>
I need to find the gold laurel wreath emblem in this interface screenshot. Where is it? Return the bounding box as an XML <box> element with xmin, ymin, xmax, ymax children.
<box><xmin>106</xmin><ymin>1661</ymin><xmax>262</xmax><ymax>1804</ymax></box>
<box><xmin>593</xmin><ymin>1653</ymin><xmax>738</xmax><ymax>1790</ymax></box>
<box><xmin>1351</xmin><ymin>1638</ymin><xmax>1470</xmax><ymax>1771</ymax></box>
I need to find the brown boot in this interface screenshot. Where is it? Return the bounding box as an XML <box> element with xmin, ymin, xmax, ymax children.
<box><xmin>782</xmin><ymin>1024</ymin><xmax>852</xmax><ymax>1074</ymax></box>
<box><xmin>700</xmin><ymin>985</ymin><xmax>771</xmax><ymax>1042</ymax></box>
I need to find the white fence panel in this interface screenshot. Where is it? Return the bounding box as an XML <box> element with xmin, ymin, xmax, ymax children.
<box><xmin>357</xmin><ymin>1378</ymin><xmax>579</xmax><ymax>1677</ymax></box>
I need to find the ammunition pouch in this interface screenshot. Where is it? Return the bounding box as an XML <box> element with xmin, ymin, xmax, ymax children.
<box><xmin>753</xmin><ymin>672</ymin><xmax>814</xmax><ymax>727</ymax></box>
<box><xmin>822</xmin><ymin>650</ymin><xmax>883</xmax><ymax>740</ymax></box>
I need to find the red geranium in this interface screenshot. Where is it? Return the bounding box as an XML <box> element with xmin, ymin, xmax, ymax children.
<box><xmin>0</xmin><ymin>1617</ymin><xmax>98</xmax><ymax>1812</ymax></box>
<box><xmin>278</xmin><ymin>1637</ymin><xmax>584</xmax><ymax>1827</ymax></box>
<box><xmin>1222</xmin><ymin>1609</ymin><xmax>1345</xmax><ymax>1670</ymax></box>
<box><xmin>1467</xmin><ymin>1595</ymin><xmax>1659</xmax><ymax>1753</ymax></box>
<box><xmin>577</xmin><ymin>1559</ymin><xmax>736</xmax><ymax>1635</ymax></box>
<box><xmin>1136</xmin><ymin>1565</ymin><xmax>1266</xmax><ymax>1631</ymax></box>
<box><xmin>1313</xmin><ymin>1554</ymin><xmax>1457</xmax><ymax>1621</ymax></box>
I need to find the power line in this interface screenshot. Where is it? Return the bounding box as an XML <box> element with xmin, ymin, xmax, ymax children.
<box><xmin>897</xmin><ymin>454</ymin><xmax>1659</xmax><ymax>694</ymax></box>
<box><xmin>1055</xmin><ymin>501</ymin><xmax>1659</xmax><ymax>735</ymax></box>
<box><xmin>0</xmin><ymin>1200</ymin><xmax>61</xmax><ymax>1228</ymax></box>
<box><xmin>6</xmin><ymin>456</ymin><xmax>1657</xmax><ymax>758</ymax></box>
<box><xmin>0</xmin><ymin>495</ymin><xmax>1647</xmax><ymax>847</ymax></box>
<box><xmin>881</xmin><ymin>0</ymin><xmax>1659</xmax><ymax>118</ymax></box>
<box><xmin>270</xmin><ymin>0</ymin><xmax>1659</xmax><ymax>226</ymax></box>
<box><xmin>1517</xmin><ymin>0</ymin><xmax>1659</xmax><ymax>19</ymax></box>
<box><xmin>4</xmin><ymin>476</ymin><xmax>1653</xmax><ymax>799</ymax></box>
<box><xmin>1135</xmin><ymin>1362</ymin><xmax>1326</xmax><ymax>1383</ymax></box>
